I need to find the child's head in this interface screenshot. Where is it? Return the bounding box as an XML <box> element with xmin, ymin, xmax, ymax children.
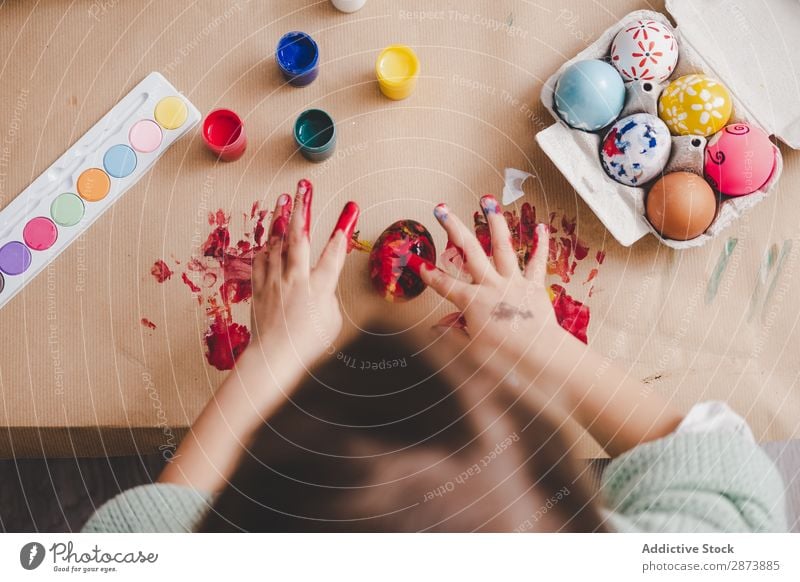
<box><xmin>201</xmin><ymin>327</ymin><xmax>604</xmax><ymax>532</ymax></box>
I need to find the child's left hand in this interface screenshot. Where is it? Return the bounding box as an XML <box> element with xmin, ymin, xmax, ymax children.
<box><xmin>248</xmin><ymin>180</ymin><xmax>360</xmax><ymax>371</ymax></box>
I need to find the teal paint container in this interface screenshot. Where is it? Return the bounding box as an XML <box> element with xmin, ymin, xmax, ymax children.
<box><xmin>294</xmin><ymin>109</ymin><xmax>336</xmax><ymax>163</ymax></box>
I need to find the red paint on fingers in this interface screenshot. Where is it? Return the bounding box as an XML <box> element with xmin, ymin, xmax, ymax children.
<box><xmin>298</xmin><ymin>179</ymin><xmax>313</xmax><ymax>238</ymax></box>
<box><xmin>331</xmin><ymin>201</ymin><xmax>360</xmax><ymax>252</ymax></box>
<box><xmin>270</xmin><ymin>194</ymin><xmax>292</xmax><ymax>239</ymax></box>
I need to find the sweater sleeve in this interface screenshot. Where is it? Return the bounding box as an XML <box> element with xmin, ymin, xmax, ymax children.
<box><xmin>601</xmin><ymin>429</ymin><xmax>788</xmax><ymax>533</ymax></box>
<box><xmin>81</xmin><ymin>484</ymin><xmax>214</xmax><ymax>533</ymax></box>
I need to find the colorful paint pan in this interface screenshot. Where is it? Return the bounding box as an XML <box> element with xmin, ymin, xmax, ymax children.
<box><xmin>23</xmin><ymin>217</ymin><xmax>58</xmax><ymax>251</ymax></box>
<box><xmin>77</xmin><ymin>168</ymin><xmax>111</xmax><ymax>202</ymax></box>
<box><xmin>129</xmin><ymin>119</ymin><xmax>163</xmax><ymax>153</ymax></box>
<box><xmin>294</xmin><ymin>109</ymin><xmax>336</xmax><ymax>163</ymax></box>
<box><xmin>276</xmin><ymin>31</ymin><xmax>320</xmax><ymax>87</ymax></box>
<box><xmin>0</xmin><ymin>72</ymin><xmax>200</xmax><ymax>309</ymax></box>
<box><xmin>202</xmin><ymin>109</ymin><xmax>247</xmax><ymax>162</ymax></box>
<box><xmin>104</xmin><ymin>144</ymin><xmax>138</xmax><ymax>178</ymax></box>
<box><xmin>154</xmin><ymin>96</ymin><xmax>189</xmax><ymax>130</ymax></box>
<box><xmin>50</xmin><ymin>193</ymin><xmax>85</xmax><ymax>227</ymax></box>
<box><xmin>0</xmin><ymin>241</ymin><xmax>31</xmax><ymax>276</ymax></box>
<box><xmin>376</xmin><ymin>45</ymin><xmax>420</xmax><ymax>100</ymax></box>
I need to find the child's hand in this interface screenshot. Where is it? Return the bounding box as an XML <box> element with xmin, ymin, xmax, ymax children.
<box><xmin>248</xmin><ymin>180</ymin><xmax>359</xmax><ymax>370</ymax></box>
<box><xmin>420</xmin><ymin>195</ymin><xmax>566</xmax><ymax>355</ymax></box>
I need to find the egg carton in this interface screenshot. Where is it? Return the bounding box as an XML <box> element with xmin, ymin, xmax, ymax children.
<box><xmin>536</xmin><ymin>0</ymin><xmax>800</xmax><ymax>249</ymax></box>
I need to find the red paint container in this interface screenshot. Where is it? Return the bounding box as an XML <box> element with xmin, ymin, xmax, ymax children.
<box><xmin>202</xmin><ymin>109</ymin><xmax>247</xmax><ymax>161</ymax></box>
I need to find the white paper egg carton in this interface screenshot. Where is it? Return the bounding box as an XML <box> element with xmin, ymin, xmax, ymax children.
<box><xmin>536</xmin><ymin>0</ymin><xmax>800</xmax><ymax>249</ymax></box>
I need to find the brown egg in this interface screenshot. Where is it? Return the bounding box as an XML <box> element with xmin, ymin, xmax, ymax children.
<box><xmin>645</xmin><ymin>172</ymin><xmax>717</xmax><ymax>241</ymax></box>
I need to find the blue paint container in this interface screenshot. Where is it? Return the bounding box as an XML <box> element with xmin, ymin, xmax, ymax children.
<box><xmin>276</xmin><ymin>31</ymin><xmax>319</xmax><ymax>87</ymax></box>
<box><xmin>294</xmin><ymin>109</ymin><xmax>336</xmax><ymax>163</ymax></box>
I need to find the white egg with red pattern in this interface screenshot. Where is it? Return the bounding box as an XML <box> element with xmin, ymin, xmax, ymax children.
<box><xmin>611</xmin><ymin>19</ymin><xmax>678</xmax><ymax>83</ymax></box>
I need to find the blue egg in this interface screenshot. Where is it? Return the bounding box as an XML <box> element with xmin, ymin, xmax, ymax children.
<box><xmin>554</xmin><ymin>60</ymin><xmax>625</xmax><ymax>132</ymax></box>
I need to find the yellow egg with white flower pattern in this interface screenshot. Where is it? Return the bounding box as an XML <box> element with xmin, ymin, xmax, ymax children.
<box><xmin>658</xmin><ymin>74</ymin><xmax>732</xmax><ymax>136</ymax></box>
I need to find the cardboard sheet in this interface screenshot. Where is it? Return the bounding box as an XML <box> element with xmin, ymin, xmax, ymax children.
<box><xmin>0</xmin><ymin>0</ymin><xmax>798</xmax><ymax>457</ymax></box>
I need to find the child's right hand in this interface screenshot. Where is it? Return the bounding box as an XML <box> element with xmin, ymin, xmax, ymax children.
<box><xmin>248</xmin><ymin>181</ymin><xmax>359</xmax><ymax>372</ymax></box>
<box><xmin>420</xmin><ymin>195</ymin><xmax>570</xmax><ymax>358</ymax></box>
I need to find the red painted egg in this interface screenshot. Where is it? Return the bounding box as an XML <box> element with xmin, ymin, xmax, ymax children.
<box><xmin>369</xmin><ymin>219</ymin><xmax>436</xmax><ymax>302</ymax></box>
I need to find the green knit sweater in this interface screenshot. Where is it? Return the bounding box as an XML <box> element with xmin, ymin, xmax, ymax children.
<box><xmin>81</xmin><ymin>405</ymin><xmax>788</xmax><ymax>533</ymax></box>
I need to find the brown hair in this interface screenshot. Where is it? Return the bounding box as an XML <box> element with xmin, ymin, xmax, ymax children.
<box><xmin>201</xmin><ymin>327</ymin><xmax>605</xmax><ymax>532</ymax></box>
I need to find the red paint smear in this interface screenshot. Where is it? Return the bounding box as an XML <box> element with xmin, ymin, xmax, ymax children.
<box><xmin>596</xmin><ymin>250</ymin><xmax>606</xmax><ymax>264</ymax></box>
<box><xmin>202</xmin><ymin>225</ymin><xmax>231</xmax><ymax>259</ymax></box>
<box><xmin>152</xmin><ymin>183</ymin><xmax>326</xmax><ymax>371</ymax></box>
<box><xmin>204</xmin><ymin>313</ymin><xmax>251</xmax><ymax>371</ymax></box>
<box><xmin>181</xmin><ymin>272</ymin><xmax>201</xmax><ymax>293</ymax></box>
<box><xmin>550</xmin><ymin>284</ymin><xmax>589</xmax><ymax>344</ymax></box>
<box><xmin>150</xmin><ymin>260</ymin><xmax>173</xmax><ymax>283</ymax></box>
<box><xmin>470</xmin><ymin>201</ymin><xmax>600</xmax><ymax>342</ymax></box>
<box><xmin>141</xmin><ymin>318</ymin><xmax>157</xmax><ymax>330</ymax></box>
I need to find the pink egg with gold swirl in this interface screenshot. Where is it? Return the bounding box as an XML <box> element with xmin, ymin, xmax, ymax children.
<box><xmin>704</xmin><ymin>124</ymin><xmax>776</xmax><ymax>196</ymax></box>
<box><xmin>611</xmin><ymin>19</ymin><xmax>678</xmax><ymax>83</ymax></box>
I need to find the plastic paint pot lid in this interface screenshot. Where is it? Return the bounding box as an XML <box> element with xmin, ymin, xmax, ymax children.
<box><xmin>23</xmin><ymin>217</ymin><xmax>58</xmax><ymax>251</ymax></box>
<box><xmin>276</xmin><ymin>31</ymin><xmax>319</xmax><ymax>74</ymax></box>
<box><xmin>0</xmin><ymin>241</ymin><xmax>32</xmax><ymax>275</ymax></box>
<box><xmin>294</xmin><ymin>109</ymin><xmax>336</xmax><ymax>151</ymax></box>
<box><xmin>203</xmin><ymin>109</ymin><xmax>244</xmax><ymax>147</ymax></box>
<box><xmin>376</xmin><ymin>45</ymin><xmax>419</xmax><ymax>85</ymax></box>
<box><xmin>50</xmin><ymin>193</ymin><xmax>85</xmax><ymax>226</ymax></box>
<box><xmin>129</xmin><ymin>119</ymin><xmax>163</xmax><ymax>153</ymax></box>
<box><xmin>77</xmin><ymin>168</ymin><xmax>111</xmax><ymax>202</ymax></box>
<box><xmin>103</xmin><ymin>144</ymin><xmax>138</xmax><ymax>178</ymax></box>
<box><xmin>154</xmin><ymin>96</ymin><xmax>188</xmax><ymax>130</ymax></box>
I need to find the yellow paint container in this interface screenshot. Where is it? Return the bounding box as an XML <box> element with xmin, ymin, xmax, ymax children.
<box><xmin>376</xmin><ymin>45</ymin><xmax>419</xmax><ymax>100</ymax></box>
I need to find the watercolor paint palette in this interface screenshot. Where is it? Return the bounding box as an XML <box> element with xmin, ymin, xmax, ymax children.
<box><xmin>0</xmin><ymin>72</ymin><xmax>200</xmax><ymax>308</ymax></box>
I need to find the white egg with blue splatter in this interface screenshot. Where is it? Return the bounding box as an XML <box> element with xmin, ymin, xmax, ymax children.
<box><xmin>600</xmin><ymin>113</ymin><xmax>671</xmax><ymax>186</ymax></box>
